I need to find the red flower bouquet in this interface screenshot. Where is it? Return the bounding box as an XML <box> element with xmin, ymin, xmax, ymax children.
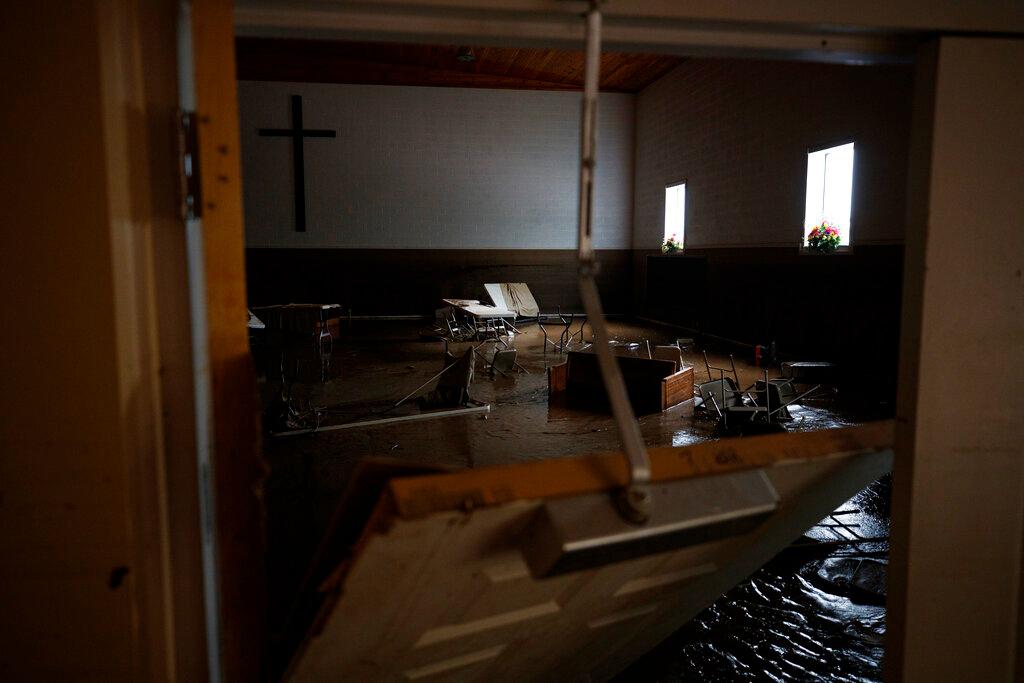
<box><xmin>662</xmin><ymin>233</ymin><xmax>682</xmax><ymax>254</ymax></box>
<box><xmin>807</xmin><ymin>221</ymin><xmax>841</xmax><ymax>253</ymax></box>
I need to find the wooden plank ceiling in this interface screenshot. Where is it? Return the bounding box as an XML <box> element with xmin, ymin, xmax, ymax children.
<box><xmin>236</xmin><ymin>38</ymin><xmax>685</xmax><ymax>93</ymax></box>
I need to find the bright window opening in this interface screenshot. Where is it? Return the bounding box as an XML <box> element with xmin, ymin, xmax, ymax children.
<box><xmin>804</xmin><ymin>143</ymin><xmax>854</xmax><ymax>247</ymax></box>
<box><xmin>664</xmin><ymin>182</ymin><xmax>686</xmax><ymax>249</ymax></box>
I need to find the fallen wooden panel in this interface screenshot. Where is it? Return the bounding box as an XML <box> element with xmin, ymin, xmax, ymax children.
<box><xmin>287</xmin><ymin>423</ymin><xmax>892</xmax><ymax>681</ymax></box>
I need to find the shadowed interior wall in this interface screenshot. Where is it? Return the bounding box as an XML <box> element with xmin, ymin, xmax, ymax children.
<box><xmin>246</xmin><ymin>249</ymin><xmax>632</xmax><ymax>315</ymax></box>
<box><xmin>1</xmin><ymin>1</ymin><xmax>194</xmax><ymax>678</ymax></box>
<box><xmin>632</xmin><ymin>59</ymin><xmax>914</xmax><ymax>395</ymax></box>
<box><xmin>239</xmin><ymin>81</ymin><xmax>634</xmax><ymax>312</ymax></box>
<box><xmin>639</xmin><ymin>246</ymin><xmax>904</xmax><ymax>395</ymax></box>
<box><xmin>633</xmin><ymin>59</ymin><xmax>914</xmax><ymax>249</ymax></box>
<box><xmin>1</xmin><ymin>6</ymin><xmax>137</xmax><ymax>677</ymax></box>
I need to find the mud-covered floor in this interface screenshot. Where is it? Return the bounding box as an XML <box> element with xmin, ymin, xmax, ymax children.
<box><xmin>259</xmin><ymin>318</ymin><xmax>892</xmax><ymax>678</ymax></box>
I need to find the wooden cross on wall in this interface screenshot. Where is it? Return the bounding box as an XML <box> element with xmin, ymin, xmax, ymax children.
<box><xmin>258</xmin><ymin>95</ymin><xmax>336</xmax><ymax>232</ymax></box>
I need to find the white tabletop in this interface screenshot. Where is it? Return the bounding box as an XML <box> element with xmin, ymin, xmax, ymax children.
<box><xmin>442</xmin><ymin>299</ymin><xmax>518</xmax><ymax>319</ymax></box>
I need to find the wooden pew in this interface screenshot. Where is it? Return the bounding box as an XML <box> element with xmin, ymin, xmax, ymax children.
<box><xmin>549</xmin><ymin>350</ymin><xmax>694</xmax><ymax>414</ymax></box>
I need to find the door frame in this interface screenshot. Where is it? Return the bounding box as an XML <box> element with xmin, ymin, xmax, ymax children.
<box><xmin>180</xmin><ymin>2</ymin><xmax>1024</xmax><ymax>680</ymax></box>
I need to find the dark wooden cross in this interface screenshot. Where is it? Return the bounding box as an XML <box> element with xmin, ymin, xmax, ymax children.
<box><xmin>258</xmin><ymin>95</ymin><xmax>336</xmax><ymax>232</ymax></box>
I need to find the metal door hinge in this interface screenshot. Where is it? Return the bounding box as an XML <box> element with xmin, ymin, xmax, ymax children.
<box><xmin>177</xmin><ymin>109</ymin><xmax>202</xmax><ymax>220</ymax></box>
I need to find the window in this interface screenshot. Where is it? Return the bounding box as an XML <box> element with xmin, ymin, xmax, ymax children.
<box><xmin>664</xmin><ymin>182</ymin><xmax>686</xmax><ymax>248</ymax></box>
<box><xmin>804</xmin><ymin>142</ymin><xmax>854</xmax><ymax>247</ymax></box>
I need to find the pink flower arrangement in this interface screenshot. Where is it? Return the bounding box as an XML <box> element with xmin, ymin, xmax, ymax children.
<box><xmin>807</xmin><ymin>221</ymin><xmax>841</xmax><ymax>253</ymax></box>
<box><xmin>662</xmin><ymin>233</ymin><xmax>682</xmax><ymax>253</ymax></box>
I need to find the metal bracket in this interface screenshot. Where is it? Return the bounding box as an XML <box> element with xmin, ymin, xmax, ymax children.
<box><xmin>177</xmin><ymin>109</ymin><xmax>202</xmax><ymax>221</ymax></box>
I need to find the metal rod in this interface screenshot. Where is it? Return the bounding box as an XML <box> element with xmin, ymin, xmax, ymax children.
<box><xmin>577</xmin><ymin>2</ymin><xmax>600</xmax><ymax>264</ymax></box>
<box><xmin>575</xmin><ymin>0</ymin><xmax>652</xmax><ymax>523</ymax></box>
<box><xmin>579</xmin><ymin>279</ymin><xmax>650</xmax><ymax>485</ymax></box>
<box><xmin>706</xmin><ymin>389</ymin><xmax>723</xmax><ymax>420</ymax></box>
<box><xmin>271</xmin><ymin>404</ymin><xmax>491</xmax><ymax>437</ymax></box>
<box><xmin>830</xmin><ymin>514</ymin><xmax>866</xmax><ymax>540</ymax></box>
<box><xmin>393</xmin><ymin>361</ymin><xmax>464</xmax><ymax>408</ymax></box>
<box><xmin>766</xmin><ymin>384</ymin><xmax>822</xmax><ymax>418</ymax></box>
<box><xmin>788</xmin><ymin>537</ymin><xmax>888</xmax><ymax>550</ymax></box>
<box><xmin>474</xmin><ymin>348</ymin><xmax>510</xmax><ymax>378</ymax></box>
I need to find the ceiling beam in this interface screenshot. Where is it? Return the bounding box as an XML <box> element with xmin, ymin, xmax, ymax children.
<box><xmin>235</xmin><ymin>1</ymin><xmax>923</xmax><ymax>65</ymax></box>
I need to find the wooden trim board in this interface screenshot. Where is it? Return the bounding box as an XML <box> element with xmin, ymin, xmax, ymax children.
<box><xmin>192</xmin><ymin>0</ymin><xmax>267</xmax><ymax>679</ymax></box>
<box><xmin>388</xmin><ymin>420</ymin><xmax>893</xmax><ymax>517</ymax></box>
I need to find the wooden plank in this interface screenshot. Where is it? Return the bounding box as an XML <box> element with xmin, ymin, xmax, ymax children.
<box><xmin>661</xmin><ymin>365</ymin><xmax>694</xmax><ymax>410</ymax></box>
<box><xmin>192</xmin><ymin>1</ymin><xmax>267</xmax><ymax>680</ymax></box>
<box><xmin>235</xmin><ymin>37</ymin><xmax>685</xmax><ymax>93</ymax></box>
<box><xmin>132</xmin><ymin>0</ymin><xmax>211</xmax><ymax>676</ymax></box>
<box><xmin>548</xmin><ymin>362</ymin><xmax>568</xmax><ymax>394</ymax></box>
<box><xmin>388</xmin><ymin>420</ymin><xmax>894</xmax><ymax>517</ymax></box>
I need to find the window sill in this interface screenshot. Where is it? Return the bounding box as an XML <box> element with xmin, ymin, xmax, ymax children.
<box><xmin>799</xmin><ymin>245</ymin><xmax>853</xmax><ymax>255</ymax></box>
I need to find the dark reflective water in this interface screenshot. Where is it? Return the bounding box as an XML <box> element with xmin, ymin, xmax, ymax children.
<box><xmin>619</xmin><ymin>477</ymin><xmax>891</xmax><ymax>682</ymax></box>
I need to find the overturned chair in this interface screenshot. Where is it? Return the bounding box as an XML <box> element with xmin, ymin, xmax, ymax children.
<box><xmin>695</xmin><ymin>352</ymin><xmax>822</xmax><ymax>434</ymax></box>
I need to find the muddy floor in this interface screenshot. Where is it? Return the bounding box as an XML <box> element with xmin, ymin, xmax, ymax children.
<box><xmin>259</xmin><ymin>318</ymin><xmax>892</xmax><ymax>680</ymax></box>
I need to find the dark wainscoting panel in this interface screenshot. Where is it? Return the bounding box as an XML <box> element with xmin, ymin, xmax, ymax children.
<box><xmin>637</xmin><ymin>245</ymin><xmax>905</xmax><ymax>398</ymax></box>
<box><xmin>245</xmin><ymin>248</ymin><xmax>633</xmax><ymax>316</ymax></box>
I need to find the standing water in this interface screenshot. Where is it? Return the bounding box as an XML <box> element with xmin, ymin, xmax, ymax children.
<box><xmin>618</xmin><ymin>475</ymin><xmax>892</xmax><ymax>682</ymax></box>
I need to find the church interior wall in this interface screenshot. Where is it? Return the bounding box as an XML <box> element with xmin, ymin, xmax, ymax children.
<box><xmin>630</xmin><ymin>58</ymin><xmax>915</xmax><ymax>398</ymax></box>
<box><xmin>633</xmin><ymin>59</ymin><xmax>914</xmax><ymax>250</ymax></box>
<box><xmin>239</xmin><ymin>82</ymin><xmax>634</xmax><ymax>313</ymax></box>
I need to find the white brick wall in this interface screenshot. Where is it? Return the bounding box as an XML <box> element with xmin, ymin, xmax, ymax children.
<box><xmin>239</xmin><ymin>81</ymin><xmax>635</xmax><ymax>249</ymax></box>
<box><xmin>633</xmin><ymin>59</ymin><xmax>914</xmax><ymax>249</ymax></box>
